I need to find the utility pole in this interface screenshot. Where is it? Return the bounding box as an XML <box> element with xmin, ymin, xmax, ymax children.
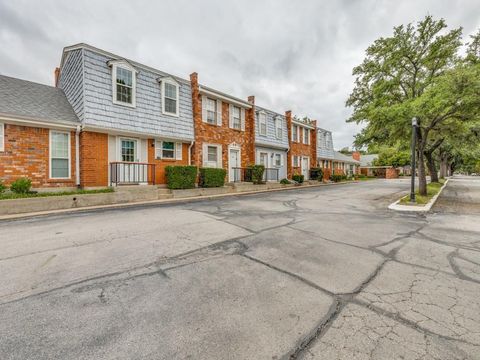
<box><xmin>410</xmin><ymin>117</ymin><xmax>418</xmax><ymax>203</ymax></box>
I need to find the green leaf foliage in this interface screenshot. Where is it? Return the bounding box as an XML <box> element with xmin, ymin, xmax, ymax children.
<box><xmin>199</xmin><ymin>168</ymin><xmax>226</xmax><ymax>188</ymax></box>
<box><xmin>165</xmin><ymin>166</ymin><xmax>197</xmax><ymax>189</ymax></box>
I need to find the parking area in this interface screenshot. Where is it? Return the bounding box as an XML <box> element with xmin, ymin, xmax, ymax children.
<box><xmin>0</xmin><ymin>177</ymin><xmax>479</xmax><ymax>359</ymax></box>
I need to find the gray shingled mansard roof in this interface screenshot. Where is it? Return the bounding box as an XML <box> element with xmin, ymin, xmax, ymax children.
<box><xmin>333</xmin><ymin>151</ymin><xmax>360</xmax><ymax>164</ymax></box>
<box><xmin>0</xmin><ymin>74</ymin><xmax>79</xmax><ymax>125</ymax></box>
<box><xmin>359</xmin><ymin>154</ymin><xmax>379</xmax><ymax>167</ymax></box>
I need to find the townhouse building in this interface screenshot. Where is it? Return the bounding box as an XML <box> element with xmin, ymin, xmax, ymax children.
<box><xmin>189</xmin><ymin>73</ymin><xmax>255</xmax><ymax>182</ymax></box>
<box><xmin>254</xmin><ymin>106</ymin><xmax>289</xmax><ymax>181</ymax></box>
<box><xmin>0</xmin><ymin>43</ymin><xmax>346</xmax><ymax>189</ymax></box>
<box><xmin>287</xmin><ymin>112</ymin><xmax>317</xmax><ymax>180</ymax></box>
<box><xmin>316</xmin><ymin>127</ymin><xmax>335</xmax><ymax>179</ymax></box>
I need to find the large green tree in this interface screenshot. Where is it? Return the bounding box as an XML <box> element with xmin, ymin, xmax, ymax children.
<box><xmin>346</xmin><ymin>16</ymin><xmax>479</xmax><ymax>195</ymax></box>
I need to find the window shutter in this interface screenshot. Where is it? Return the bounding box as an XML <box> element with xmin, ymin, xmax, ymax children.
<box><xmin>175</xmin><ymin>142</ymin><xmax>182</xmax><ymax>160</ymax></box>
<box><xmin>291</xmin><ymin>126</ymin><xmax>294</xmax><ymax>141</ymax></box>
<box><xmin>216</xmin><ymin>145</ymin><xmax>223</xmax><ymax>168</ymax></box>
<box><xmin>0</xmin><ymin>123</ymin><xmax>4</xmax><ymax>152</ymax></box>
<box><xmin>216</xmin><ymin>100</ymin><xmax>222</xmax><ymax>126</ymax></box>
<box><xmin>240</xmin><ymin>108</ymin><xmax>245</xmax><ymax>131</ymax></box>
<box><xmin>229</xmin><ymin>104</ymin><xmax>234</xmax><ymax>128</ymax></box>
<box><xmin>155</xmin><ymin>140</ymin><xmax>162</xmax><ymax>159</ymax></box>
<box><xmin>202</xmin><ymin>143</ymin><xmax>208</xmax><ymax>166</ymax></box>
<box><xmin>201</xmin><ymin>95</ymin><xmax>208</xmax><ymax>122</ymax></box>
<box><xmin>280</xmin><ymin>154</ymin><xmax>284</xmax><ymax>167</ymax></box>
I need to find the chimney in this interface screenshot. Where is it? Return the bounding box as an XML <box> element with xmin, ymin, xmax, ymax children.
<box><xmin>352</xmin><ymin>151</ymin><xmax>361</xmax><ymax>161</ymax></box>
<box><xmin>54</xmin><ymin>67</ymin><xmax>60</xmax><ymax>87</ymax></box>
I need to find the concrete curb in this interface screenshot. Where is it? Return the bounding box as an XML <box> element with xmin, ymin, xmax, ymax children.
<box><xmin>388</xmin><ymin>179</ymin><xmax>449</xmax><ymax>212</ymax></box>
<box><xmin>0</xmin><ymin>180</ymin><xmax>358</xmax><ymax>221</ymax></box>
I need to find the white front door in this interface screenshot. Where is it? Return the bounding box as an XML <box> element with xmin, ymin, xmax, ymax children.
<box><xmin>229</xmin><ymin>148</ymin><xmax>240</xmax><ymax>182</ymax></box>
<box><xmin>301</xmin><ymin>157</ymin><xmax>309</xmax><ymax>180</ymax></box>
<box><xmin>117</xmin><ymin>138</ymin><xmax>147</xmax><ymax>184</ymax></box>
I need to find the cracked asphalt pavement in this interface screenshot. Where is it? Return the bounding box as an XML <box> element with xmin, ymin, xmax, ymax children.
<box><xmin>0</xmin><ymin>176</ymin><xmax>479</xmax><ymax>359</ymax></box>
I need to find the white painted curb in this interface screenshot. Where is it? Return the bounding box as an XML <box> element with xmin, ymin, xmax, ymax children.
<box><xmin>388</xmin><ymin>179</ymin><xmax>449</xmax><ymax>212</ymax></box>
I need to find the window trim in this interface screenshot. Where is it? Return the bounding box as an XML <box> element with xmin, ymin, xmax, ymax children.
<box><xmin>111</xmin><ymin>63</ymin><xmax>137</xmax><ymax>108</ymax></box>
<box><xmin>205</xmin><ymin>97</ymin><xmax>218</xmax><ymax>125</ymax></box>
<box><xmin>232</xmin><ymin>105</ymin><xmax>242</xmax><ymax>130</ymax></box>
<box><xmin>161</xmin><ymin>79</ymin><xmax>180</xmax><ymax>117</ymax></box>
<box><xmin>0</xmin><ymin>122</ymin><xmax>4</xmax><ymax>152</ymax></box>
<box><xmin>258</xmin><ymin>111</ymin><xmax>267</xmax><ymax>136</ymax></box>
<box><xmin>203</xmin><ymin>143</ymin><xmax>222</xmax><ymax>168</ymax></box>
<box><xmin>303</xmin><ymin>128</ymin><xmax>310</xmax><ymax>145</ymax></box>
<box><xmin>275</xmin><ymin>117</ymin><xmax>282</xmax><ymax>139</ymax></box>
<box><xmin>49</xmin><ymin>130</ymin><xmax>71</xmax><ymax>180</ymax></box>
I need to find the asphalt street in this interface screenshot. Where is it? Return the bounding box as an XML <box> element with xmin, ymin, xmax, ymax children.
<box><xmin>0</xmin><ymin>176</ymin><xmax>479</xmax><ymax>359</ymax></box>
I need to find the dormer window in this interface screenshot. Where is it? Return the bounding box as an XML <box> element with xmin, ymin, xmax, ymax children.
<box><xmin>160</xmin><ymin>77</ymin><xmax>180</xmax><ymax>117</ymax></box>
<box><xmin>108</xmin><ymin>60</ymin><xmax>137</xmax><ymax>108</ymax></box>
<box><xmin>258</xmin><ymin>112</ymin><xmax>267</xmax><ymax>136</ymax></box>
<box><xmin>275</xmin><ymin>117</ymin><xmax>282</xmax><ymax>139</ymax></box>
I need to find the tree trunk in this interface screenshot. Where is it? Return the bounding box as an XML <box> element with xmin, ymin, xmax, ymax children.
<box><xmin>439</xmin><ymin>153</ymin><xmax>448</xmax><ymax>179</ymax></box>
<box><xmin>417</xmin><ymin>149</ymin><xmax>427</xmax><ymax>196</ymax></box>
<box><xmin>425</xmin><ymin>151</ymin><xmax>439</xmax><ymax>183</ymax></box>
<box><xmin>417</xmin><ymin>128</ymin><xmax>428</xmax><ymax>197</ymax></box>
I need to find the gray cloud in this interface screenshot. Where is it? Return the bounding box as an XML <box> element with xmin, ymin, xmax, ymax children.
<box><xmin>0</xmin><ymin>0</ymin><xmax>478</xmax><ymax>148</ymax></box>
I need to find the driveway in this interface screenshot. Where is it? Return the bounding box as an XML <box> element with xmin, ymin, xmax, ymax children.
<box><xmin>0</xmin><ymin>177</ymin><xmax>479</xmax><ymax>359</ymax></box>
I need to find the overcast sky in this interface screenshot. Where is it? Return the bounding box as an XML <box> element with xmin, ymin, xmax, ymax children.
<box><xmin>0</xmin><ymin>0</ymin><xmax>478</xmax><ymax>148</ymax></box>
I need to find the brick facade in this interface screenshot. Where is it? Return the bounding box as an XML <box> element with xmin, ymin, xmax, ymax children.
<box><xmin>147</xmin><ymin>141</ymin><xmax>190</xmax><ymax>184</ymax></box>
<box><xmin>286</xmin><ymin>111</ymin><xmax>316</xmax><ymax>179</ymax></box>
<box><xmin>0</xmin><ymin>123</ymin><xmax>76</xmax><ymax>188</ymax></box>
<box><xmin>190</xmin><ymin>73</ymin><xmax>255</xmax><ymax>178</ymax></box>
<box><xmin>79</xmin><ymin>131</ymin><xmax>108</xmax><ymax>187</ymax></box>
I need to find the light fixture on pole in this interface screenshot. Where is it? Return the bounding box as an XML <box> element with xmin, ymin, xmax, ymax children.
<box><xmin>410</xmin><ymin>117</ymin><xmax>418</xmax><ymax>203</ymax></box>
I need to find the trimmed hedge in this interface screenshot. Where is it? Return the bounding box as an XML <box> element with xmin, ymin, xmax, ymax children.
<box><xmin>249</xmin><ymin>164</ymin><xmax>265</xmax><ymax>184</ymax></box>
<box><xmin>330</xmin><ymin>174</ymin><xmax>347</xmax><ymax>182</ymax></box>
<box><xmin>280</xmin><ymin>178</ymin><xmax>290</xmax><ymax>185</ymax></box>
<box><xmin>165</xmin><ymin>165</ymin><xmax>197</xmax><ymax>189</ymax></box>
<box><xmin>199</xmin><ymin>167</ymin><xmax>226</xmax><ymax>188</ymax></box>
<box><xmin>309</xmin><ymin>167</ymin><xmax>323</xmax><ymax>181</ymax></box>
<box><xmin>10</xmin><ymin>177</ymin><xmax>32</xmax><ymax>194</ymax></box>
<box><xmin>0</xmin><ymin>179</ymin><xmax>5</xmax><ymax>194</ymax></box>
<box><xmin>292</xmin><ymin>174</ymin><xmax>304</xmax><ymax>183</ymax></box>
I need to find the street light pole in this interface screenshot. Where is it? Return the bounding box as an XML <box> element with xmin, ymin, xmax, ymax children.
<box><xmin>410</xmin><ymin>117</ymin><xmax>418</xmax><ymax>203</ymax></box>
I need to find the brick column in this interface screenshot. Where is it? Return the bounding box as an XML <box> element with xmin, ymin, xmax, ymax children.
<box><xmin>285</xmin><ymin>110</ymin><xmax>292</xmax><ymax>179</ymax></box>
<box><xmin>311</xmin><ymin>120</ymin><xmax>317</xmax><ymax>167</ymax></box>
<box><xmin>247</xmin><ymin>95</ymin><xmax>256</xmax><ymax>165</ymax></box>
<box><xmin>189</xmin><ymin>72</ymin><xmax>201</xmax><ymax>168</ymax></box>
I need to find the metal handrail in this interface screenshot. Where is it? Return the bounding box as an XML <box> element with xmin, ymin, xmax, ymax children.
<box><xmin>110</xmin><ymin>162</ymin><xmax>156</xmax><ymax>186</ymax></box>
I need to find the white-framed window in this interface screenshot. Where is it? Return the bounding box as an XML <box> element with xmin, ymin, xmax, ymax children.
<box><xmin>259</xmin><ymin>152</ymin><xmax>268</xmax><ymax>166</ymax></box>
<box><xmin>303</xmin><ymin>128</ymin><xmax>310</xmax><ymax>145</ymax></box>
<box><xmin>275</xmin><ymin>117</ymin><xmax>282</xmax><ymax>139</ymax></box>
<box><xmin>232</xmin><ymin>105</ymin><xmax>241</xmax><ymax>130</ymax></box>
<box><xmin>274</xmin><ymin>154</ymin><xmax>282</xmax><ymax>167</ymax></box>
<box><xmin>0</xmin><ymin>123</ymin><xmax>4</xmax><ymax>152</ymax></box>
<box><xmin>120</xmin><ymin>138</ymin><xmax>137</xmax><ymax>162</ymax></box>
<box><xmin>155</xmin><ymin>140</ymin><xmax>182</xmax><ymax>160</ymax></box>
<box><xmin>206</xmin><ymin>98</ymin><xmax>217</xmax><ymax>124</ymax></box>
<box><xmin>112</xmin><ymin>64</ymin><xmax>136</xmax><ymax>107</ymax></box>
<box><xmin>49</xmin><ymin>130</ymin><xmax>70</xmax><ymax>179</ymax></box>
<box><xmin>326</xmin><ymin>133</ymin><xmax>332</xmax><ymax>149</ymax></box>
<box><xmin>258</xmin><ymin>112</ymin><xmax>267</xmax><ymax>136</ymax></box>
<box><xmin>292</xmin><ymin>125</ymin><xmax>299</xmax><ymax>142</ymax></box>
<box><xmin>161</xmin><ymin>80</ymin><xmax>179</xmax><ymax>116</ymax></box>
<box><xmin>203</xmin><ymin>143</ymin><xmax>222</xmax><ymax>168</ymax></box>
<box><xmin>293</xmin><ymin>155</ymin><xmax>300</xmax><ymax>168</ymax></box>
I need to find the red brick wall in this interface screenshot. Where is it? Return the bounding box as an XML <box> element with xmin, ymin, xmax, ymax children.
<box><xmin>286</xmin><ymin>111</ymin><xmax>315</xmax><ymax>178</ymax></box>
<box><xmin>386</xmin><ymin>167</ymin><xmax>399</xmax><ymax>179</ymax></box>
<box><xmin>0</xmin><ymin>123</ymin><xmax>76</xmax><ymax>188</ymax></box>
<box><xmin>79</xmin><ymin>131</ymin><xmax>108</xmax><ymax>187</ymax></box>
<box><xmin>147</xmin><ymin>140</ymin><xmax>190</xmax><ymax>184</ymax></box>
<box><xmin>190</xmin><ymin>73</ymin><xmax>255</xmax><ymax>173</ymax></box>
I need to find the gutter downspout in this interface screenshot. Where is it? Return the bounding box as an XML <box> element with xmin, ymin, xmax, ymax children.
<box><xmin>188</xmin><ymin>141</ymin><xmax>194</xmax><ymax>165</ymax></box>
<box><xmin>75</xmin><ymin>125</ymin><xmax>81</xmax><ymax>187</ymax></box>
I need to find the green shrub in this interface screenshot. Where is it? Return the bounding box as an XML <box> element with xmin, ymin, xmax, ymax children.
<box><xmin>309</xmin><ymin>167</ymin><xmax>323</xmax><ymax>181</ymax></box>
<box><xmin>10</xmin><ymin>177</ymin><xmax>32</xmax><ymax>194</ymax></box>
<box><xmin>330</xmin><ymin>174</ymin><xmax>344</xmax><ymax>182</ymax></box>
<box><xmin>199</xmin><ymin>167</ymin><xmax>226</xmax><ymax>188</ymax></box>
<box><xmin>249</xmin><ymin>164</ymin><xmax>265</xmax><ymax>184</ymax></box>
<box><xmin>280</xmin><ymin>178</ymin><xmax>290</xmax><ymax>185</ymax></box>
<box><xmin>0</xmin><ymin>179</ymin><xmax>6</xmax><ymax>194</ymax></box>
<box><xmin>292</xmin><ymin>174</ymin><xmax>304</xmax><ymax>183</ymax></box>
<box><xmin>165</xmin><ymin>166</ymin><xmax>197</xmax><ymax>189</ymax></box>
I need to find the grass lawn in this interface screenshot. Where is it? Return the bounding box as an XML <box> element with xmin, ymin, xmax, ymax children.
<box><xmin>399</xmin><ymin>179</ymin><xmax>445</xmax><ymax>205</ymax></box>
<box><xmin>0</xmin><ymin>188</ymin><xmax>114</xmax><ymax>201</ymax></box>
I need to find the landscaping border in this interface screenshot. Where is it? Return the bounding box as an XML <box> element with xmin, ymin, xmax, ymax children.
<box><xmin>388</xmin><ymin>179</ymin><xmax>449</xmax><ymax>212</ymax></box>
<box><xmin>0</xmin><ymin>180</ymin><xmax>358</xmax><ymax>220</ymax></box>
